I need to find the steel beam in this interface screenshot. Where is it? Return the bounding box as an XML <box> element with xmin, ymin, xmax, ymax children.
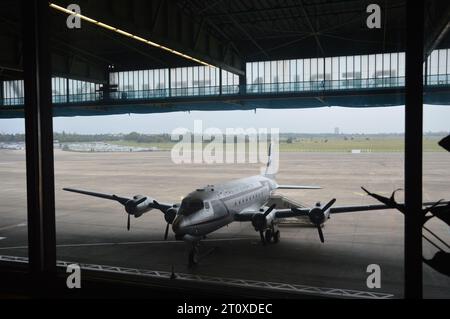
<box><xmin>404</xmin><ymin>0</ymin><xmax>424</xmax><ymax>299</ymax></box>
<box><xmin>424</xmin><ymin>2</ymin><xmax>450</xmax><ymax>58</ymax></box>
<box><xmin>21</xmin><ymin>0</ymin><xmax>57</xmax><ymax>282</ymax></box>
<box><xmin>299</xmin><ymin>0</ymin><xmax>325</xmax><ymax>57</ymax></box>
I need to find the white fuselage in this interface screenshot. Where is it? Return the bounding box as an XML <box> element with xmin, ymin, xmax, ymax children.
<box><xmin>172</xmin><ymin>175</ymin><xmax>277</xmax><ymax>240</ymax></box>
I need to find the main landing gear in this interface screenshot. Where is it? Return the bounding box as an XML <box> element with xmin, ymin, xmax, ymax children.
<box><xmin>260</xmin><ymin>225</ymin><xmax>280</xmax><ymax>245</ymax></box>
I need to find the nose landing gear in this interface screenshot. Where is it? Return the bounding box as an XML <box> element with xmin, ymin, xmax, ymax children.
<box><xmin>188</xmin><ymin>243</ymin><xmax>199</xmax><ymax>267</ymax></box>
<box><xmin>187</xmin><ymin>241</ymin><xmax>217</xmax><ymax>268</ymax></box>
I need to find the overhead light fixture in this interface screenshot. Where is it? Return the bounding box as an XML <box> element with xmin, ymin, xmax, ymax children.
<box><xmin>49</xmin><ymin>2</ymin><xmax>214</xmax><ymax>67</ymax></box>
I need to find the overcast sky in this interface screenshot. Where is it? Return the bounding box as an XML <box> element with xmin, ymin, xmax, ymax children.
<box><xmin>0</xmin><ymin>105</ymin><xmax>449</xmax><ymax>134</ymax></box>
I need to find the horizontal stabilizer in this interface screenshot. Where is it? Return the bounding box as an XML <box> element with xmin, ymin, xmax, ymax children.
<box><xmin>277</xmin><ymin>184</ymin><xmax>322</xmax><ymax>190</ymax></box>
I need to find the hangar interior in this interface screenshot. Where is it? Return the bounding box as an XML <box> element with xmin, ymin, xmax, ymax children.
<box><xmin>0</xmin><ymin>0</ymin><xmax>449</xmax><ymax>299</ymax></box>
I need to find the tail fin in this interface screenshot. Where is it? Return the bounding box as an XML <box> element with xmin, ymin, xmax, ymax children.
<box><xmin>264</xmin><ymin>143</ymin><xmax>276</xmax><ymax>179</ymax></box>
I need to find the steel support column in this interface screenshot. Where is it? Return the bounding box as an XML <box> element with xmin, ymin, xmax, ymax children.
<box><xmin>22</xmin><ymin>0</ymin><xmax>56</xmax><ymax>281</ymax></box>
<box><xmin>404</xmin><ymin>0</ymin><xmax>424</xmax><ymax>299</ymax></box>
<box><xmin>239</xmin><ymin>74</ymin><xmax>246</xmax><ymax>95</ymax></box>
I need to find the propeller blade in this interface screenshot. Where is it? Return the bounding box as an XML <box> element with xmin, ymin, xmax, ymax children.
<box><xmin>317</xmin><ymin>226</ymin><xmax>324</xmax><ymax>243</ymax></box>
<box><xmin>322</xmin><ymin>198</ymin><xmax>336</xmax><ymax>212</ymax></box>
<box><xmin>259</xmin><ymin>231</ymin><xmax>266</xmax><ymax>245</ymax></box>
<box><xmin>164</xmin><ymin>223</ymin><xmax>170</xmax><ymax>240</ymax></box>
<box><xmin>264</xmin><ymin>204</ymin><xmax>277</xmax><ymax>217</ymax></box>
<box><xmin>390</xmin><ymin>188</ymin><xmax>403</xmax><ymax>202</ymax></box>
<box><xmin>127</xmin><ymin>214</ymin><xmax>130</xmax><ymax>231</ymax></box>
<box><xmin>424</xmin><ymin>199</ymin><xmax>445</xmax><ymax>213</ymax></box>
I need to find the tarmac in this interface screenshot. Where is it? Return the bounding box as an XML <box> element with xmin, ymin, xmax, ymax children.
<box><xmin>0</xmin><ymin>149</ymin><xmax>449</xmax><ymax>298</ymax></box>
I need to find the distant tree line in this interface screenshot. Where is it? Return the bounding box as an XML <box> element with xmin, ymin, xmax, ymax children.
<box><xmin>0</xmin><ymin>131</ymin><xmax>447</xmax><ymax>144</ymax></box>
<box><xmin>0</xmin><ymin>133</ymin><xmax>25</xmax><ymax>142</ymax></box>
<box><xmin>53</xmin><ymin>132</ymin><xmax>173</xmax><ymax>143</ymax></box>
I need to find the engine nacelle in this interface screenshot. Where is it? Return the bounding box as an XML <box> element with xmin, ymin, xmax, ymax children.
<box><xmin>308</xmin><ymin>207</ymin><xmax>330</xmax><ymax>226</ymax></box>
<box><xmin>165</xmin><ymin>207</ymin><xmax>178</xmax><ymax>224</ymax></box>
<box><xmin>252</xmin><ymin>212</ymin><xmax>275</xmax><ymax>231</ymax></box>
<box><xmin>127</xmin><ymin>195</ymin><xmax>153</xmax><ymax>217</ymax></box>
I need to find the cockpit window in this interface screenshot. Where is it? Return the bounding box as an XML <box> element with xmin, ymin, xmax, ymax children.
<box><xmin>179</xmin><ymin>198</ymin><xmax>204</xmax><ymax>216</ymax></box>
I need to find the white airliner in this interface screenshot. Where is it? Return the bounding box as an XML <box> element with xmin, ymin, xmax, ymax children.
<box><xmin>63</xmin><ymin>146</ymin><xmax>430</xmax><ymax>266</ymax></box>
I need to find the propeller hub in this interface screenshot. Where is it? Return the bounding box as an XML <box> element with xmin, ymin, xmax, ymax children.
<box><xmin>124</xmin><ymin>196</ymin><xmax>147</xmax><ymax>215</ymax></box>
<box><xmin>165</xmin><ymin>207</ymin><xmax>178</xmax><ymax>224</ymax></box>
<box><xmin>309</xmin><ymin>207</ymin><xmax>326</xmax><ymax>225</ymax></box>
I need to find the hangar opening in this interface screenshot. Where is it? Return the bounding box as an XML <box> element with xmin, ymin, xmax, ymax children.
<box><xmin>0</xmin><ymin>0</ymin><xmax>449</xmax><ymax>300</ymax></box>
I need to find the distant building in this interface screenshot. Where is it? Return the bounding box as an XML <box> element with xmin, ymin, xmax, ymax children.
<box><xmin>334</xmin><ymin>127</ymin><xmax>340</xmax><ymax>135</ymax></box>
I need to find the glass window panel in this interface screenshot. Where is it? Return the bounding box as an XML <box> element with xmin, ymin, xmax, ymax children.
<box><xmin>194</xmin><ymin>67</ymin><xmax>199</xmax><ymax>87</ymax></box>
<box><xmin>246</xmin><ymin>63</ymin><xmax>251</xmax><ymax>84</ymax></box>
<box><xmin>430</xmin><ymin>50</ymin><xmax>438</xmax><ymax>75</ymax></box>
<box><xmin>438</xmin><ymin>49</ymin><xmax>447</xmax><ymax>75</ymax></box>
<box><xmin>258</xmin><ymin>62</ymin><xmax>264</xmax><ymax>84</ymax></box>
<box><xmin>448</xmin><ymin>49</ymin><xmax>450</xmax><ymax>75</ymax></box>
<box><xmin>368</xmin><ymin>54</ymin><xmax>376</xmax><ymax>78</ymax></box>
<box><xmin>271</xmin><ymin>61</ymin><xmax>277</xmax><ymax>83</ymax></box>
<box><xmin>346</xmin><ymin>56</ymin><xmax>353</xmax><ymax>79</ymax></box>
<box><xmin>390</xmin><ymin>53</ymin><xmax>398</xmax><ymax>77</ymax></box>
<box><xmin>296</xmin><ymin>59</ymin><xmax>303</xmax><ymax>82</ymax></box>
<box><xmin>332</xmin><ymin>57</ymin><xmax>339</xmax><ymax>80</ymax></box>
<box><xmin>375</xmin><ymin>54</ymin><xmax>383</xmax><ymax>78</ymax></box>
<box><xmin>303</xmin><ymin>59</ymin><xmax>310</xmax><ymax>82</ymax></box>
<box><xmin>276</xmin><ymin>60</ymin><xmax>283</xmax><ymax>83</ymax></box>
<box><xmin>354</xmin><ymin>56</ymin><xmax>361</xmax><ymax>79</ymax></box>
<box><xmin>310</xmin><ymin>58</ymin><xmax>317</xmax><ymax>81</ymax></box>
<box><xmin>283</xmin><ymin>60</ymin><xmax>290</xmax><ymax>82</ymax></box>
<box><xmin>339</xmin><ymin>57</ymin><xmax>346</xmax><ymax>80</ymax></box>
<box><xmin>318</xmin><ymin>58</ymin><xmax>325</xmax><ymax>80</ymax></box>
<box><xmin>204</xmin><ymin>67</ymin><xmax>211</xmax><ymax>87</ymax></box>
<box><xmin>383</xmin><ymin>53</ymin><xmax>391</xmax><ymax>76</ymax></box>
<box><xmin>290</xmin><ymin>60</ymin><xmax>296</xmax><ymax>83</ymax></box>
<box><xmin>264</xmin><ymin>61</ymin><xmax>271</xmax><ymax>84</ymax></box>
<box><xmin>133</xmin><ymin>71</ymin><xmax>139</xmax><ymax>91</ymax></box>
<box><xmin>398</xmin><ymin>52</ymin><xmax>405</xmax><ymax>77</ymax></box>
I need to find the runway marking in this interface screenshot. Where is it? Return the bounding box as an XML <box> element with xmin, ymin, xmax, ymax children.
<box><xmin>0</xmin><ymin>237</ymin><xmax>254</xmax><ymax>250</ymax></box>
<box><xmin>0</xmin><ymin>254</ymin><xmax>395</xmax><ymax>299</ymax></box>
<box><xmin>352</xmin><ymin>192</ymin><xmax>367</xmax><ymax>197</ymax></box>
<box><xmin>0</xmin><ymin>222</ymin><xmax>27</xmax><ymax>231</ymax></box>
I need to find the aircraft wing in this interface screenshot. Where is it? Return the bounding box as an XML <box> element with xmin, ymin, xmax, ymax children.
<box><xmin>63</xmin><ymin>188</ymin><xmax>174</xmax><ymax>213</ymax></box>
<box><xmin>275</xmin><ymin>201</ymin><xmax>450</xmax><ymax>218</ymax></box>
<box><xmin>63</xmin><ymin>187</ymin><xmax>178</xmax><ymax>236</ymax></box>
<box><xmin>277</xmin><ymin>184</ymin><xmax>321</xmax><ymax>190</ymax></box>
<box><xmin>234</xmin><ymin>209</ymin><xmax>268</xmax><ymax>222</ymax></box>
<box><xmin>274</xmin><ymin>204</ymin><xmax>390</xmax><ymax>218</ymax></box>
<box><xmin>236</xmin><ymin>203</ymin><xmax>394</xmax><ymax>221</ymax></box>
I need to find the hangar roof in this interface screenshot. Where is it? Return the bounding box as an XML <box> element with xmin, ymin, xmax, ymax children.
<box><xmin>1</xmin><ymin>0</ymin><xmax>449</xmax><ymax>83</ymax></box>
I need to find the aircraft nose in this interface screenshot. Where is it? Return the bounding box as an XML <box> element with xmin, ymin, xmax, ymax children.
<box><xmin>172</xmin><ymin>215</ymin><xmax>184</xmax><ymax>234</ymax></box>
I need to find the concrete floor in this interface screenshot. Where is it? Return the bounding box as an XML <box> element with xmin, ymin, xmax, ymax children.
<box><xmin>0</xmin><ymin>149</ymin><xmax>449</xmax><ymax>298</ymax></box>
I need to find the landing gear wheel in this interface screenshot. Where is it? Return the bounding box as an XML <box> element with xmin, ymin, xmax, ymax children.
<box><xmin>273</xmin><ymin>230</ymin><xmax>280</xmax><ymax>243</ymax></box>
<box><xmin>265</xmin><ymin>229</ymin><xmax>273</xmax><ymax>243</ymax></box>
<box><xmin>188</xmin><ymin>249</ymin><xmax>198</xmax><ymax>267</ymax></box>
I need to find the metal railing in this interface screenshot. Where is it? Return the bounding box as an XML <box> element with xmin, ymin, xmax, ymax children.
<box><xmin>1</xmin><ymin>75</ymin><xmax>450</xmax><ymax>107</ymax></box>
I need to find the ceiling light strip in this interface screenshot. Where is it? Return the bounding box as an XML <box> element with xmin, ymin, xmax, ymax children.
<box><xmin>49</xmin><ymin>3</ymin><xmax>213</xmax><ymax>67</ymax></box>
